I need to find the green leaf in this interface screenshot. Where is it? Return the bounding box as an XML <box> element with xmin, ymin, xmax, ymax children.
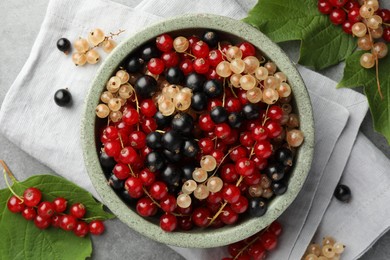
<box><xmin>0</xmin><ymin>174</ymin><xmax>115</xmax><ymax>259</ymax></box>
<box><xmin>243</xmin><ymin>0</ymin><xmax>356</xmax><ymax>70</ymax></box>
<box><xmin>338</xmin><ymin>46</ymin><xmax>390</xmax><ymax>144</ymax></box>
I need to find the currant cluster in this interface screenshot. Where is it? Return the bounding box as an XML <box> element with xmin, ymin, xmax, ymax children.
<box><xmin>303</xmin><ymin>236</ymin><xmax>346</xmax><ymax>260</ymax></box>
<box><xmin>7</xmin><ymin>187</ymin><xmax>105</xmax><ymax>237</ymax></box>
<box><xmin>96</xmin><ymin>30</ymin><xmax>304</xmax><ymax>232</ymax></box>
<box><xmin>63</xmin><ymin>28</ymin><xmax>123</xmax><ymax>66</ymax></box>
<box><xmin>318</xmin><ymin>0</ymin><xmax>389</xmax><ymax>70</ymax></box>
<box><xmin>222</xmin><ymin>221</ymin><xmax>282</xmax><ymax>260</ymax></box>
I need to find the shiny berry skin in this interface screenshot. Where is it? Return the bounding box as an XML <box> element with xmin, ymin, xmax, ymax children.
<box><xmin>211</xmin><ymin>149</ymin><xmax>225</xmax><ymax>164</ymax></box>
<box><xmin>239</xmin><ymin>42</ymin><xmax>256</xmax><ymax>58</ymax></box>
<box><xmin>330</xmin><ymin>9</ymin><xmax>347</xmax><ymax>25</ymax></box>
<box><xmin>23</xmin><ymin>187</ymin><xmax>42</xmax><ymax>207</ymax></box>
<box><xmin>60</xmin><ymin>214</ymin><xmax>77</xmax><ymax>231</ymax></box>
<box><xmin>242</xmin><ymin>104</ymin><xmax>260</xmax><ymax>120</ymax></box>
<box><xmin>135</xmin><ymin>75</ymin><xmax>158</xmax><ymax>98</ymax></box>
<box><xmin>384</xmin><ymin>27</ymin><xmax>390</xmax><ymax>42</ymax></box>
<box><xmin>348</xmin><ymin>6</ymin><xmax>361</xmax><ymax>23</ymax></box>
<box><xmin>199</xmin><ymin>114</ymin><xmax>215</xmax><ymax>131</ymax></box>
<box><xmin>113</xmin><ymin>163</ymin><xmax>130</xmax><ymax>180</ymax></box>
<box><xmin>214</xmin><ymin>123</ymin><xmax>231</xmax><ymax>139</ymax></box>
<box><xmin>267</xmin><ymin>105</ymin><xmax>283</xmax><ymax>121</ymax></box>
<box><xmin>51</xmin><ymin>215</ymin><xmax>61</xmax><ymax>228</ymax></box>
<box><xmin>210</xmin><ymin>106</ymin><xmax>228</xmax><ymax>123</ymax></box>
<box><xmin>119</xmin><ymin>147</ymin><xmax>138</xmax><ymax>164</ymax></box>
<box><xmin>254</xmin><ymin>140</ymin><xmax>273</xmax><ymax>159</ymax></box>
<box><xmin>165</xmin><ymin>67</ymin><xmax>185</xmax><ymax>84</ymax></box>
<box><xmin>89</xmin><ymin>220</ymin><xmax>105</xmax><ymax>235</ymax></box>
<box><xmin>70</xmin><ymin>203</ymin><xmax>86</xmax><ymax>219</ymax></box>
<box><xmin>178</xmin><ymin>216</ymin><xmax>193</xmax><ymax>231</ymax></box>
<box><xmin>207</xmin><ymin>191</ymin><xmax>223</xmax><ymax>204</ymax></box>
<box><xmin>53</xmin><ymin>197</ymin><xmax>68</xmax><ymax>213</ymax></box>
<box><xmin>229</xmin><ymin>146</ymin><xmax>248</xmax><ymax>162</ymax></box>
<box><xmin>220</xmin><ymin>205</ymin><xmax>238</xmax><ymax>225</ymax></box>
<box><xmin>139</xmin><ymin>169</ymin><xmax>156</xmax><ymax>186</ymax></box>
<box><xmin>204</xmin><ymin>79</ymin><xmax>223</xmax><ymax>98</ymax></box>
<box><xmin>222</xmin><ymin>184</ymin><xmax>241</xmax><ymax>204</ymax></box>
<box><xmin>103</xmin><ymin>126</ymin><xmax>119</xmax><ymax>141</ymax></box>
<box><xmin>377</xmin><ymin>9</ymin><xmax>390</xmax><ymax>23</ymax></box>
<box><xmin>260</xmin><ymin>231</ymin><xmax>278</xmax><ymax>251</ymax></box>
<box><xmin>251</xmin><ymin>125</ymin><xmax>269</xmax><ymax>142</ymax></box>
<box><xmin>252</xmin><ymin>155</ymin><xmax>268</xmax><ymax>170</ymax></box>
<box><xmin>249</xmin><ymin>197</ymin><xmax>268</xmax><ymax>217</ymax></box>
<box><xmin>74</xmin><ymin>221</ymin><xmax>89</xmax><ymax>237</ymax></box>
<box><xmin>141</xmin><ymin>44</ymin><xmax>161</xmax><ymax>62</ymax></box>
<box><xmin>265</xmin><ymin>121</ymin><xmax>282</xmax><ymax>138</ymax></box>
<box><xmin>199</xmin><ymin>138</ymin><xmax>214</xmax><ymax>154</ymax></box>
<box><xmin>161</xmin><ymin>51</ymin><xmax>180</xmax><ymax>67</ymax></box>
<box><xmin>240</xmin><ymin>132</ymin><xmax>255</xmax><ymax>147</ymax></box>
<box><xmin>22</xmin><ymin>207</ymin><xmax>37</xmax><ymax>221</ymax></box>
<box><xmin>206</xmin><ymin>68</ymin><xmax>222</xmax><ymax>80</ymax></box>
<box><xmin>129</xmin><ymin>131</ymin><xmax>147</xmax><ymax>149</ymax></box>
<box><xmin>140</xmin><ymin>99</ymin><xmax>157</xmax><ymax>118</ymax></box>
<box><xmin>329</xmin><ymin>0</ymin><xmax>348</xmax><ymax>7</ymax></box>
<box><xmin>192</xmin><ymin>41</ymin><xmax>210</xmax><ymax>58</ymax></box>
<box><xmin>248</xmin><ymin>242</ymin><xmax>266</xmax><ymax>259</ymax></box>
<box><xmin>124</xmin><ymin>56</ymin><xmax>142</xmax><ymax>73</ymax></box>
<box><xmin>136</xmin><ymin>197</ymin><xmax>158</xmax><ymax>217</ymax></box>
<box><xmin>54</xmin><ymin>89</ymin><xmax>72</xmax><ymax>107</ymax></box>
<box><xmin>192</xmin><ymin>207</ymin><xmax>211</xmax><ymax>227</ymax></box>
<box><xmin>186</xmin><ymin>72</ymin><xmax>206</xmax><ymax>92</ymax></box>
<box><xmin>208</xmin><ymin>50</ymin><xmax>224</xmax><ymax>67</ymax></box>
<box><xmin>180</xmin><ymin>59</ymin><xmax>194</xmax><ymax>75</ymax></box>
<box><xmin>147</xmin><ymin>58</ymin><xmax>165</xmax><ymax>75</ymax></box>
<box><xmin>34</xmin><ymin>215</ymin><xmax>51</xmax><ymax>229</ymax></box>
<box><xmin>318</xmin><ymin>0</ymin><xmax>333</xmax><ymax>14</ymax></box>
<box><xmin>202</xmin><ymin>31</ymin><xmax>218</xmax><ymax>48</ymax></box>
<box><xmin>208</xmin><ymin>98</ymin><xmax>223</xmax><ymax>110</ymax></box>
<box><xmin>160</xmin><ymin>195</ymin><xmax>177</xmax><ymax>213</ymax></box>
<box><xmin>141</xmin><ymin>117</ymin><xmax>157</xmax><ymax>134</ymax></box>
<box><xmin>220</xmin><ymin>164</ymin><xmax>239</xmax><ymax>183</ymax></box>
<box><xmin>191</xmin><ymin>92</ymin><xmax>208</xmax><ymax>111</ymax></box>
<box><xmin>160</xmin><ymin>213</ymin><xmax>178</xmax><ymax>232</ymax></box>
<box><xmin>37</xmin><ymin>201</ymin><xmax>55</xmax><ymax>219</ymax></box>
<box><xmin>235</xmin><ymin>158</ymin><xmax>256</xmax><ymax>176</ymax></box>
<box><xmin>104</xmin><ymin>140</ymin><xmax>122</xmax><ymax>157</ymax></box>
<box><xmin>345</xmin><ymin>0</ymin><xmax>359</xmax><ymax>10</ymax></box>
<box><xmin>123</xmin><ymin>108</ymin><xmax>139</xmax><ymax>126</ymax></box>
<box><xmin>342</xmin><ymin>21</ymin><xmax>353</xmax><ymax>34</ymax></box>
<box><xmin>193</xmin><ymin>58</ymin><xmax>210</xmax><ymax>74</ymax></box>
<box><xmin>149</xmin><ymin>181</ymin><xmax>168</xmax><ymax>200</ymax></box>
<box><xmin>231</xmin><ymin>196</ymin><xmax>248</xmax><ymax>214</ymax></box>
<box><xmin>224</xmin><ymin>97</ymin><xmax>242</xmax><ymax>113</ymax></box>
<box><xmin>156</xmin><ymin>34</ymin><xmax>173</xmax><ymax>52</ymax></box>
<box><xmin>334</xmin><ymin>184</ymin><xmax>351</xmax><ymax>202</ymax></box>
<box><xmin>146</xmin><ymin>151</ymin><xmax>165</xmax><ymax>172</ymax></box>
<box><xmin>125</xmin><ymin>177</ymin><xmax>144</xmax><ymax>198</ymax></box>
<box><xmin>269</xmin><ymin>221</ymin><xmax>282</xmax><ymax>236</ymax></box>
<box><xmin>228</xmin><ymin>241</ymin><xmax>246</xmax><ymax>257</ymax></box>
<box><xmin>57</xmin><ymin>38</ymin><xmax>71</xmax><ymax>54</ymax></box>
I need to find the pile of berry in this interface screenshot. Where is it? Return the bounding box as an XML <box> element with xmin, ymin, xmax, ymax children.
<box><xmin>7</xmin><ymin>187</ymin><xmax>104</xmax><ymax>237</ymax></box>
<box><xmin>303</xmin><ymin>236</ymin><xmax>346</xmax><ymax>260</ymax></box>
<box><xmin>223</xmin><ymin>221</ymin><xmax>282</xmax><ymax>260</ymax></box>
<box><xmin>318</xmin><ymin>0</ymin><xmax>389</xmax><ymax>69</ymax></box>
<box><xmin>96</xmin><ymin>30</ymin><xmax>304</xmax><ymax>232</ymax></box>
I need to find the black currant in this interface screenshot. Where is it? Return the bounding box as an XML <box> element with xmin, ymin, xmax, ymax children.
<box><xmin>120</xmin><ymin>190</ymin><xmax>137</xmax><ymax>205</ymax></box>
<box><xmin>227</xmin><ymin>112</ymin><xmax>243</xmax><ymax>128</ymax></box>
<box><xmin>56</xmin><ymin>38</ymin><xmax>71</xmax><ymax>54</ymax></box>
<box><xmin>161</xmin><ymin>164</ymin><xmax>183</xmax><ymax>186</ymax></box>
<box><xmin>162</xmin><ymin>130</ymin><xmax>183</xmax><ymax>154</ymax></box>
<box><xmin>248</xmin><ymin>197</ymin><xmax>268</xmax><ymax>217</ymax></box>
<box><xmin>172</xmin><ymin>113</ymin><xmax>194</xmax><ymax>135</ymax></box>
<box><xmin>203</xmin><ymin>79</ymin><xmax>223</xmax><ymax>98</ymax></box>
<box><xmin>135</xmin><ymin>75</ymin><xmax>157</xmax><ymax>98</ymax></box>
<box><xmin>163</xmin><ymin>149</ymin><xmax>182</xmax><ymax>163</ymax></box>
<box><xmin>275</xmin><ymin>147</ymin><xmax>293</xmax><ymax>166</ymax></box>
<box><xmin>181</xmin><ymin>164</ymin><xmax>196</xmax><ymax>182</ymax></box>
<box><xmin>265</xmin><ymin>163</ymin><xmax>285</xmax><ymax>181</ymax></box>
<box><xmin>271</xmin><ymin>181</ymin><xmax>287</xmax><ymax>195</ymax></box>
<box><xmin>145</xmin><ymin>151</ymin><xmax>165</xmax><ymax>172</ymax></box>
<box><xmin>185</xmin><ymin>73</ymin><xmax>206</xmax><ymax>92</ymax></box>
<box><xmin>165</xmin><ymin>67</ymin><xmax>184</xmax><ymax>84</ymax></box>
<box><xmin>202</xmin><ymin>31</ymin><xmax>219</xmax><ymax>48</ymax></box>
<box><xmin>334</xmin><ymin>184</ymin><xmax>351</xmax><ymax>202</ymax></box>
<box><xmin>99</xmin><ymin>152</ymin><xmax>116</xmax><ymax>173</ymax></box>
<box><xmin>140</xmin><ymin>44</ymin><xmax>161</xmax><ymax>62</ymax></box>
<box><xmin>146</xmin><ymin>132</ymin><xmax>163</xmax><ymax>150</ymax></box>
<box><xmin>210</xmin><ymin>106</ymin><xmax>228</xmax><ymax>124</ymax></box>
<box><xmin>182</xmin><ymin>139</ymin><xmax>200</xmax><ymax>158</ymax></box>
<box><xmin>242</xmin><ymin>103</ymin><xmax>260</xmax><ymax>120</ymax></box>
<box><xmin>54</xmin><ymin>89</ymin><xmax>72</xmax><ymax>107</ymax></box>
<box><xmin>108</xmin><ymin>175</ymin><xmax>124</xmax><ymax>190</ymax></box>
<box><xmin>191</xmin><ymin>92</ymin><xmax>208</xmax><ymax>111</ymax></box>
<box><xmin>154</xmin><ymin>111</ymin><xmax>173</xmax><ymax>129</ymax></box>
<box><xmin>124</xmin><ymin>56</ymin><xmax>143</xmax><ymax>73</ymax></box>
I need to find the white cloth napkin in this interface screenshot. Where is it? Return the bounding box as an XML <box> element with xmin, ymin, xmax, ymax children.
<box><xmin>0</xmin><ymin>0</ymin><xmax>388</xmax><ymax>259</ymax></box>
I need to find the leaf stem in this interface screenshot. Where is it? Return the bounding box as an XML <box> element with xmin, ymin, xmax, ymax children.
<box><xmin>374</xmin><ymin>55</ymin><xmax>383</xmax><ymax>100</ymax></box>
<box><xmin>0</xmin><ymin>160</ymin><xmax>17</xmax><ymax>183</ymax></box>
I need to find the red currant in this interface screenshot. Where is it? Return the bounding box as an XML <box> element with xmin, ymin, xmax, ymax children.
<box><xmin>139</xmin><ymin>168</ymin><xmax>156</xmax><ymax>186</ymax></box>
<box><xmin>208</xmin><ymin>50</ymin><xmax>224</xmax><ymax>67</ymax></box>
<box><xmin>104</xmin><ymin>140</ymin><xmax>122</xmax><ymax>157</ymax></box>
<box><xmin>129</xmin><ymin>131</ymin><xmax>147</xmax><ymax>149</ymax></box>
<box><xmin>208</xmin><ymin>98</ymin><xmax>223</xmax><ymax>111</ymax></box>
<box><xmin>383</xmin><ymin>27</ymin><xmax>390</xmax><ymax>42</ymax></box>
<box><xmin>222</xmin><ymin>184</ymin><xmax>241</xmax><ymax>204</ymax></box>
<box><xmin>160</xmin><ymin>195</ymin><xmax>177</xmax><ymax>213</ymax></box>
<box><xmin>318</xmin><ymin>0</ymin><xmax>333</xmax><ymax>14</ymax></box>
<box><xmin>231</xmin><ymin>196</ymin><xmax>248</xmax><ymax>214</ymax></box>
<box><xmin>215</xmin><ymin>123</ymin><xmax>231</xmax><ymax>139</ymax></box>
<box><xmin>74</xmin><ymin>221</ymin><xmax>89</xmax><ymax>237</ymax></box>
<box><xmin>240</xmin><ymin>132</ymin><xmax>255</xmax><ymax>147</ymax></box>
<box><xmin>89</xmin><ymin>220</ymin><xmax>105</xmax><ymax>235</ymax></box>
<box><xmin>51</xmin><ymin>215</ymin><xmax>61</xmax><ymax>228</ymax></box>
<box><xmin>244</xmin><ymin>172</ymin><xmax>261</xmax><ymax>185</ymax></box>
<box><xmin>119</xmin><ymin>147</ymin><xmax>138</xmax><ymax>164</ymax></box>
<box><xmin>224</xmin><ymin>97</ymin><xmax>242</xmax><ymax>113</ymax></box>
<box><xmin>254</xmin><ymin>140</ymin><xmax>273</xmax><ymax>159</ymax></box>
<box><xmin>207</xmin><ymin>191</ymin><xmax>223</xmax><ymax>204</ymax></box>
<box><xmin>210</xmin><ymin>149</ymin><xmax>224</xmax><ymax>164</ymax></box>
<box><xmin>199</xmin><ymin>137</ymin><xmax>214</xmax><ymax>154</ymax></box>
<box><xmin>206</xmin><ymin>68</ymin><xmax>222</xmax><ymax>80</ymax></box>
<box><xmin>125</xmin><ymin>177</ymin><xmax>144</xmax><ymax>198</ymax></box>
<box><xmin>260</xmin><ymin>231</ymin><xmax>278</xmax><ymax>251</ymax></box>
<box><xmin>141</xmin><ymin>117</ymin><xmax>158</xmax><ymax>133</ymax></box>
<box><xmin>136</xmin><ymin>197</ymin><xmax>158</xmax><ymax>217</ymax></box>
<box><xmin>178</xmin><ymin>216</ymin><xmax>193</xmax><ymax>230</ymax></box>
<box><xmin>179</xmin><ymin>59</ymin><xmax>194</xmax><ymax>75</ymax></box>
<box><xmin>113</xmin><ymin>163</ymin><xmax>131</xmax><ymax>180</ymax></box>
<box><xmin>149</xmin><ymin>181</ymin><xmax>168</xmax><ymax>200</ymax></box>
<box><xmin>192</xmin><ymin>207</ymin><xmax>211</xmax><ymax>227</ymax></box>
<box><xmin>377</xmin><ymin>9</ymin><xmax>390</xmax><ymax>23</ymax></box>
<box><xmin>103</xmin><ymin>126</ymin><xmax>119</xmax><ymax>141</ymax></box>
<box><xmin>192</xmin><ymin>41</ymin><xmax>210</xmax><ymax>58</ymax></box>
<box><xmin>156</xmin><ymin>34</ymin><xmax>173</xmax><ymax>52</ymax></box>
<box><xmin>37</xmin><ymin>201</ymin><xmax>55</xmax><ymax>219</ymax></box>
<box><xmin>122</xmin><ymin>108</ymin><xmax>139</xmax><ymax>126</ymax></box>
<box><xmin>70</xmin><ymin>203</ymin><xmax>86</xmax><ymax>219</ymax></box>
<box><xmin>34</xmin><ymin>215</ymin><xmax>51</xmax><ymax>229</ymax></box>
<box><xmin>7</xmin><ymin>195</ymin><xmax>25</xmax><ymax>213</ymax></box>
<box><xmin>161</xmin><ymin>51</ymin><xmax>180</xmax><ymax>67</ymax></box>
<box><xmin>188</xmin><ymin>35</ymin><xmax>200</xmax><ymax>46</ymax></box>
<box><xmin>269</xmin><ymin>221</ymin><xmax>283</xmax><ymax>236</ymax></box>
<box><xmin>330</xmin><ymin>9</ymin><xmax>347</xmax><ymax>25</ymax></box>
<box><xmin>147</xmin><ymin>58</ymin><xmax>165</xmax><ymax>75</ymax></box>
<box><xmin>220</xmin><ymin>205</ymin><xmax>238</xmax><ymax>225</ymax></box>
<box><xmin>220</xmin><ymin>164</ymin><xmax>239</xmax><ymax>183</ymax></box>
<box><xmin>239</xmin><ymin>42</ymin><xmax>256</xmax><ymax>58</ymax></box>
<box><xmin>199</xmin><ymin>114</ymin><xmax>215</xmax><ymax>131</ymax></box>
<box><xmin>60</xmin><ymin>214</ymin><xmax>77</xmax><ymax>231</ymax></box>
<box><xmin>140</xmin><ymin>99</ymin><xmax>157</xmax><ymax>118</ymax></box>
<box><xmin>160</xmin><ymin>213</ymin><xmax>177</xmax><ymax>232</ymax></box>
<box><xmin>248</xmin><ymin>242</ymin><xmax>266</xmax><ymax>259</ymax></box>
<box><xmin>329</xmin><ymin>0</ymin><xmax>348</xmax><ymax>7</ymax></box>
<box><xmin>22</xmin><ymin>207</ymin><xmax>37</xmax><ymax>221</ymax></box>
<box><xmin>265</xmin><ymin>121</ymin><xmax>282</xmax><ymax>138</ymax></box>
<box><xmin>345</xmin><ymin>0</ymin><xmax>360</xmax><ymax>10</ymax></box>
<box><xmin>251</xmin><ymin>125</ymin><xmax>269</xmax><ymax>142</ymax></box>
<box><xmin>229</xmin><ymin>146</ymin><xmax>248</xmax><ymax>162</ymax></box>
<box><xmin>193</xmin><ymin>58</ymin><xmax>210</xmax><ymax>74</ymax></box>
<box><xmin>235</xmin><ymin>158</ymin><xmax>256</xmax><ymax>176</ymax></box>
<box><xmin>342</xmin><ymin>21</ymin><xmax>353</xmax><ymax>34</ymax></box>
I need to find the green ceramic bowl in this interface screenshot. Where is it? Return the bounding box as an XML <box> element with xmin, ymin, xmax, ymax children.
<box><xmin>81</xmin><ymin>14</ymin><xmax>314</xmax><ymax>248</ymax></box>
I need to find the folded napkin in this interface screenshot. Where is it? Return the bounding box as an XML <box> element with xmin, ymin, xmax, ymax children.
<box><xmin>0</xmin><ymin>0</ymin><xmax>388</xmax><ymax>259</ymax></box>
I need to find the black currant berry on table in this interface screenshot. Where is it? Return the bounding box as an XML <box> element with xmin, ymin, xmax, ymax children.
<box><xmin>56</xmin><ymin>38</ymin><xmax>71</xmax><ymax>54</ymax></box>
<box><xmin>334</xmin><ymin>184</ymin><xmax>351</xmax><ymax>202</ymax></box>
<box><xmin>54</xmin><ymin>89</ymin><xmax>72</xmax><ymax>107</ymax></box>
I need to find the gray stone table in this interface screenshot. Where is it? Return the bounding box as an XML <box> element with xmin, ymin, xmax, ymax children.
<box><xmin>0</xmin><ymin>0</ymin><xmax>389</xmax><ymax>259</ymax></box>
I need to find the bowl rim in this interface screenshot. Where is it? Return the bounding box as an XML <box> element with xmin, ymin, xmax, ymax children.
<box><xmin>81</xmin><ymin>13</ymin><xmax>314</xmax><ymax>248</ymax></box>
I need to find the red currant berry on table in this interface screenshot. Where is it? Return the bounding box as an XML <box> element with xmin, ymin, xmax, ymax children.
<box><xmin>23</xmin><ymin>187</ymin><xmax>42</xmax><ymax>207</ymax></box>
<box><xmin>70</xmin><ymin>203</ymin><xmax>87</xmax><ymax>219</ymax></box>
<box><xmin>22</xmin><ymin>207</ymin><xmax>37</xmax><ymax>221</ymax></box>
<box><xmin>329</xmin><ymin>9</ymin><xmax>347</xmax><ymax>25</ymax></box>
<box><xmin>269</xmin><ymin>221</ymin><xmax>283</xmax><ymax>236</ymax></box>
<box><xmin>248</xmin><ymin>242</ymin><xmax>266</xmax><ymax>260</ymax></box>
<box><xmin>34</xmin><ymin>215</ymin><xmax>51</xmax><ymax>229</ymax></box>
<box><xmin>74</xmin><ymin>221</ymin><xmax>89</xmax><ymax>237</ymax></box>
<box><xmin>260</xmin><ymin>231</ymin><xmax>278</xmax><ymax>251</ymax></box>
<box><xmin>60</xmin><ymin>214</ymin><xmax>77</xmax><ymax>231</ymax></box>
<box><xmin>7</xmin><ymin>195</ymin><xmax>25</xmax><ymax>213</ymax></box>
<box><xmin>89</xmin><ymin>220</ymin><xmax>105</xmax><ymax>235</ymax></box>
<box><xmin>37</xmin><ymin>201</ymin><xmax>55</xmax><ymax>219</ymax></box>
<box><xmin>160</xmin><ymin>213</ymin><xmax>178</xmax><ymax>232</ymax></box>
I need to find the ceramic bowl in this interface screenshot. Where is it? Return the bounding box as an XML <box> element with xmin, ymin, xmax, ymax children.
<box><xmin>81</xmin><ymin>14</ymin><xmax>314</xmax><ymax>248</ymax></box>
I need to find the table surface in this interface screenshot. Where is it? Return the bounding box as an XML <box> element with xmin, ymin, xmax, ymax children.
<box><xmin>0</xmin><ymin>0</ymin><xmax>389</xmax><ymax>259</ymax></box>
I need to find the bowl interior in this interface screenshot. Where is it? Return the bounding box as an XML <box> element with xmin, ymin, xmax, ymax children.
<box><xmin>82</xmin><ymin>14</ymin><xmax>314</xmax><ymax>248</ymax></box>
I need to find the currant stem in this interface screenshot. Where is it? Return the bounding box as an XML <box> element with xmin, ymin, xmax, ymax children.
<box><xmin>207</xmin><ymin>201</ymin><xmax>227</xmax><ymax>227</ymax></box>
<box><xmin>262</xmin><ymin>105</ymin><xmax>270</xmax><ymax>126</ymax></box>
<box><xmin>82</xmin><ymin>216</ymin><xmax>106</xmax><ymax>222</ymax></box>
<box><xmin>3</xmin><ymin>171</ymin><xmax>23</xmax><ymax>202</ymax></box>
<box><xmin>209</xmin><ymin>144</ymin><xmax>241</xmax><ymax>178</ymax></box>
<box><xmin>233</xmin><ymin>228</ymin><xmax>268</xmax><ymax>260</ymax></box>
<box><xmin>118</xmin><ymin>133</ymin><xmax>136</xmax><ymax>177</ymax></box>
<box><xmin>236</xmin><ymin>175</ymin><xmax>244</xmax><ymax>187</ymax></box>
<box><xmin>0</xmin><ymin>160</ymin><xmax>17</xmax><ymax>183</ymax></box>
<box><xmin>374</xmin><ymin>55</ymin><xmax>384</xmax><ymax>100</ymax></box>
